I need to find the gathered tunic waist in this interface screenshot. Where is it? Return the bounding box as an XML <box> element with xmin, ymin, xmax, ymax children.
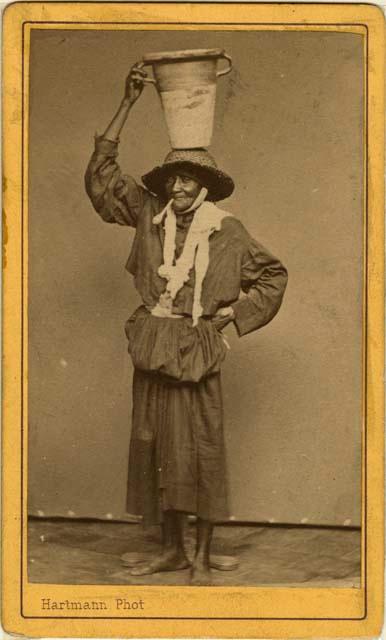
<box><xmin>125</xmin><ymin>306</ymin><xmax>228</xmax><ymax>383</ymax></box>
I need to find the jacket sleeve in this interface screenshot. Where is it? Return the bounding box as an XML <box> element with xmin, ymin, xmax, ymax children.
<box><xmin>232</xmin><ymin>238</ymin><xmax>288</xmax><ymax>337</ymax></box>
<box><xmin>84</xmin><ymin>136</ymin><xmax>159</xmax><ymax>227</ymax></box>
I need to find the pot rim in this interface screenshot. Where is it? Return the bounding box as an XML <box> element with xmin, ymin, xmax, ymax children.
<box><xmin>142</xmin><ymin>48</ymin><xmax>225</xmax><ymax>64</ymax></box>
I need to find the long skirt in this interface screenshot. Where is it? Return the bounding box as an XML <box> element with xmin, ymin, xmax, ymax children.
<box><xmin>126</xmin><ymin>368</ymin><xmax>229</xmax><ymax>524</ymax></box>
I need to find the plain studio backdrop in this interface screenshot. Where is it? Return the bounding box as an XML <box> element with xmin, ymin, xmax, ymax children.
<box><xmin>28</xmin><ymin>29</ymin><xmax>363</xmax><ymax>526</ymax></box>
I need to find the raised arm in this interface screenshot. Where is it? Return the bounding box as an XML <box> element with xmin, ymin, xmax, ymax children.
<box><xmin>232</xmin><ymin>238</ymin><xmax>288</xmax><ymax>337</ymax></box>
<box><xmin>84</xmin><ymin>63</ymin><xmax>159</xmax><ymax>227</ymax></box>
<box><xmin>103</xmin><ymin>63</ymin><xmax>147</xmax><ymax>142</ymax></box>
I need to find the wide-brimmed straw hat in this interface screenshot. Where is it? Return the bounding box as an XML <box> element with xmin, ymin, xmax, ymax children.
<box><xmin>142</xmin><ymin>149</ymin><xmax>234</xmax><ymax>202</ymax></box>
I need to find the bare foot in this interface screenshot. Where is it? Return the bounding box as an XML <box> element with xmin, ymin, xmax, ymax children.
<box><xmin>129</xmin><ymin>550</ymin><xmax>190</xmax><ymax>576</ymax></box>
<box><xmin>190</xmin><ymin>563</ymin><xmax>213</xmax><ymax>586</ymax></box>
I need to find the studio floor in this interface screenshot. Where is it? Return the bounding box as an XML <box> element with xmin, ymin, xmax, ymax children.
<box><xmin>28</xmin><ymin>518</ymin><xmax>361</xmax><ymax>587</ymax></box>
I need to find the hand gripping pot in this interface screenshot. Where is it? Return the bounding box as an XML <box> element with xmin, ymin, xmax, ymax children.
<box><xmin>139</xmin><ymin>48</ymin><xmax>232</xmax><ymax>149</ymax></box>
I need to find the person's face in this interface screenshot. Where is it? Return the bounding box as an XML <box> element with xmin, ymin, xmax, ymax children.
<box><xmin>165</xmin><ymin>172</ymin><xmax>202</xmax><ymax>213</ymax></box>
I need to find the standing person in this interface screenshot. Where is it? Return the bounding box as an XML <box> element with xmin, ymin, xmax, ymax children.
<box><xmin>85</xmin><ymin>63</ymin><xmax>288</xmax><ymax>585</ymax></box>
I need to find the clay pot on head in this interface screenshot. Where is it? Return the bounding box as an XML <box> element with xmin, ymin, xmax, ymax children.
<box><xmin>139</xmin><ymin>48</ymin><xmax>232</xmax><ymax>149</ymax></box>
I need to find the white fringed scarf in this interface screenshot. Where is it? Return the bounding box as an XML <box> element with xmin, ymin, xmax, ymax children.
<box><xmin>152</xmin><ymin>188</ymin><xmax>231</xmax><ymax>326</ymax></box>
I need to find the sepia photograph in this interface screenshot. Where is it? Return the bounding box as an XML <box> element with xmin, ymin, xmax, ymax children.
<box><xmin>2</xmin><ymin>2</ymin><xmax>384</xmax><ymax>638</ymax></box>
<box><xmin>27</xmin><ymin>26</ymin><xmax>363</xmax><ymax>589</ymax></box>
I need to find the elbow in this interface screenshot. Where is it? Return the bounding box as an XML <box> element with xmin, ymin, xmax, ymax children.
<box><xmin>83</xmin><ymin>166</ymin><xmax>99</xmax><ymax>210</ymax></box>
<box><xmin>279</xmin><ymin>264</ymin><xmax>289</xmax><ymax>298</ymax></box>
<box><xmin>83</xmin><ymin>167</ymin><xmax>114</xmax><ymax>223</ymax></box>
<box><xmin>270</xmin><ymin>266</ymin><xmax>289</xmax><ymax>314</ymax></box>
<box><xmin>271</xmin><ymin>257</ymin><xmax>289</xmax><ymax>299</ymax></box>
<box><xmin>266</xmin><ymin>260</ymin><xmax>289</xmax><ymax>301</ymax></box>
<box><xmin>84</xmin><ymin>158</ymin><xmax>97</xmax><ymax>200</ymax></box>
<box><xmin>84</xmin><ymin>167</ymin><xmax>92</xmax><ymax>199</ymax></box>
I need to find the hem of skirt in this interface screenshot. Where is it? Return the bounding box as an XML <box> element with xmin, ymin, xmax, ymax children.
<box><xmin>126</xmin><ymin>501</ymin><xmax>230</xmax><ymax>525</ymax></box>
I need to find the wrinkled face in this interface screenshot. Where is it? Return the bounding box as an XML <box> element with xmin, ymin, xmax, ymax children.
<box><xmin>165</xmin><ymin>172</ymin><xmax>202</xmax><ymax>213</ymax></box>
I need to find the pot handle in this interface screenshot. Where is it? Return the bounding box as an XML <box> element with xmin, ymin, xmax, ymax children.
<box><xmin>217</xmin><ymin>53</ymin><xmax>232</xmax><ymax>78</ymax></box>
<box><xmin>133</xmin><ymin>61</ymin><xmax>157</xmax><ymax>85</ymax></box>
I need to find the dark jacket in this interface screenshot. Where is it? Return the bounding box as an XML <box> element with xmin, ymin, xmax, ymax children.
<box><xmin>85</xmin><ymin>137</ymin><xmax>288</xmax><ymax>337</ymax></box>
